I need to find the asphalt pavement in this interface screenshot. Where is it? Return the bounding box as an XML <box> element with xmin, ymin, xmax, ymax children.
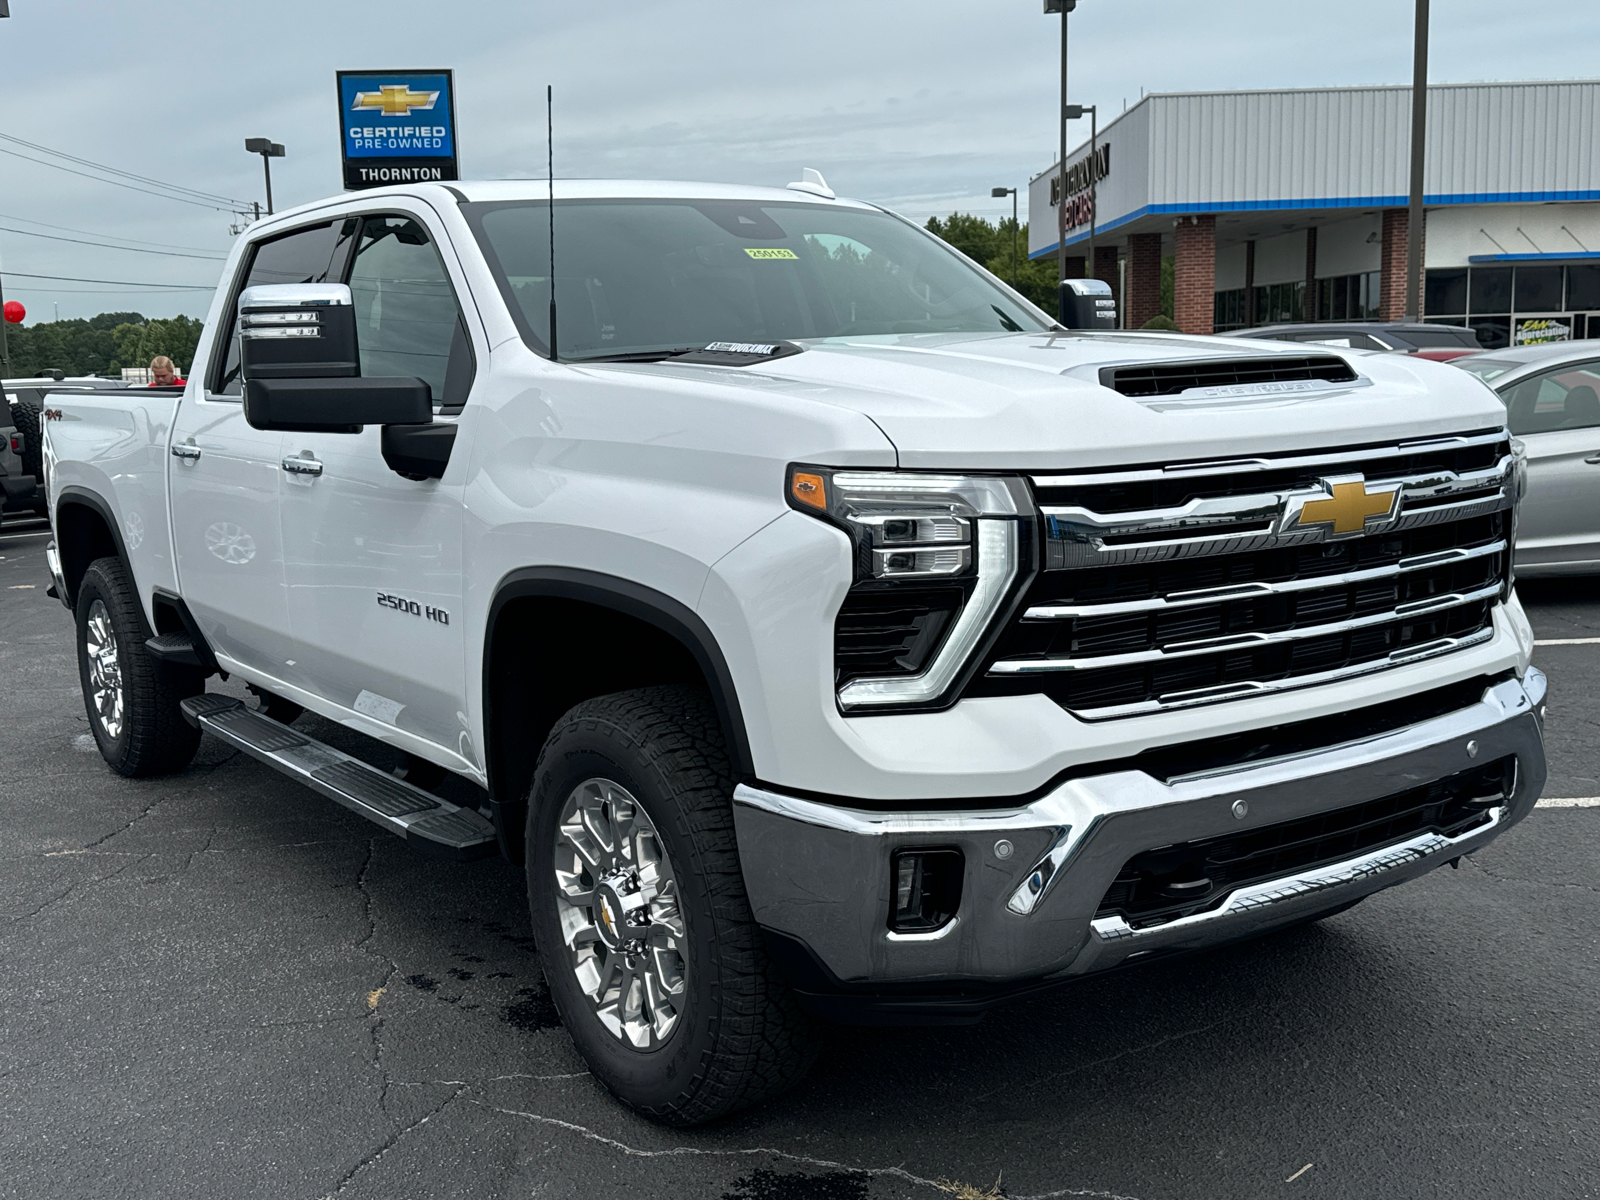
<box><xmin>2</xmin><ymin>518</ymin><xmax>1596</xmax><ymax>1200</ymax></box>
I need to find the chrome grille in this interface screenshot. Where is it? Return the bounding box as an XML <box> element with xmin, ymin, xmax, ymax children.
<box><xmin>972</xmin><ymin>431</ymin><xmax>1515</xmax><ymax>719</ymax></box>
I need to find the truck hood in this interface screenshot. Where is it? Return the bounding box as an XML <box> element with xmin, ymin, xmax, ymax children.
<box><xmin>611</xmin><ymin>331</ymin><xmax>1508</xmax><ymax>470</ymax></box>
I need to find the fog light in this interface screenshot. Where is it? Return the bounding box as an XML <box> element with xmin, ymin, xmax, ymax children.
<box><xmin>889</xmin><ymin>847</ymin><xmax>964</xmax><ymax>933</ymax></box>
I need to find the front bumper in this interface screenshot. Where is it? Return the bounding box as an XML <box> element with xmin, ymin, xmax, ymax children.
<box><xmin>733</xmin><ymin>670</ymin><xmax>1546</xmax><ymax>1010</ymax></box>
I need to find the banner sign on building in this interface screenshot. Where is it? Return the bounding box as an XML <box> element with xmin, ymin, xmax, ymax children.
<box><xmin>1514</xmin><ymin>316</ymin><xmax>1572</xmax><ymax>346</ymax></box>
<box><xmin>336</xmin><ymin>69</ymin><xmax>458</xmax><ymax>190</ymax></box>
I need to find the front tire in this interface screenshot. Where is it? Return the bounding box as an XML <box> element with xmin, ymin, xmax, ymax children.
<box><xmin>526</xmin><ymin>686</ymin><xmax>818</xmax><ymax>1125</ymax></box>
<box><xmin>75</xmin><ymin>556</ymin><xmax>203</xmax><ymax>777</ymax></box>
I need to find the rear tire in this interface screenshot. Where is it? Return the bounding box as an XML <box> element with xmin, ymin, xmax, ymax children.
<box><xmin>526</xmin><ymin>685</ymin><xmax>818</xmax><ymax>1125</ymax></box>
<box><xmin>75</xmin><ymin>556</ymin><xmax>203</xmax><ymax>777</ymax></box>
<box><xmin>9</xmin><ymin>399</ymin><xmax>45</xmax><ymax>512</ymax></box>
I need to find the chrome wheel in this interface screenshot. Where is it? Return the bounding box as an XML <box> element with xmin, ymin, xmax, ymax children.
<box><xmin>552</xmin><ymin>778</ymin><xmax>687</xmax><ymax>1050</ymax></box>
<box><xmin>84</xmin><ymin>599</ymin><xmax>124</xmax><ymax>741</ymax></box>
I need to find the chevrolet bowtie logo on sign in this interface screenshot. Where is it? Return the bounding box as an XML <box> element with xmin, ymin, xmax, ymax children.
<box><xmin>352</xmin><ymin>84</ymin><xmax>441</xmax><ymax>117</ymax></box>
<box><xmin>336</xmin><ymin>69</ymin><xmax>458</xmax><ymax>190</ymax></box>
<box><xmin>1281</xmin><ymin>476</ymin><xmax>1402</xmax><ymax>539</ymax></box>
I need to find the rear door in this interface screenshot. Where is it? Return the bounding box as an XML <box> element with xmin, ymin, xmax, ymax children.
<box><xmin>1500</xmin><ymin>358</ymin><xmax>1600</xmax><ymax>571</ymax></box>
<box><xmin>169</xmin><ymin>219</ymin><xmax>357</xmax><ymax>675</ymax></box>
<box><xmin>275</xmin><ymin>208</ymin><xmax>477</xmax><ymax>756</ymax></box>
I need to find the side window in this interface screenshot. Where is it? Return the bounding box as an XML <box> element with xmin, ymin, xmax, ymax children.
<box><xmin>1502</xmin><ymin>362</ymin><xmax>1600</xmax><ymax>435</ymax></box>
<box><xmin>348</xmin><ymin>215</ymin><xmax>474</xmax><ymax>411</ymax></box>
<box><xmin>211</xmin><ymin>220</ymin><xmax>358</xmax><ymax>396</ymax></box>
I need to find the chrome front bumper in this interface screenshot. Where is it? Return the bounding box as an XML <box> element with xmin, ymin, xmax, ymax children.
<box><xmin>733</xmin><ymin>671</ymin><xmax>1546</xmax><ymax>990</ymax></box>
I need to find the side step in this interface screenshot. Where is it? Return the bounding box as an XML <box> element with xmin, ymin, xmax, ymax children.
<box><xmin>180</xmin><ymin>695</ymin><xmax>497</xmax><ymax>860</ymax></box>
<box><xmin>146</xmin><ymin>632</ymin><xmax>206</xmax><ymax>668</ymax></box>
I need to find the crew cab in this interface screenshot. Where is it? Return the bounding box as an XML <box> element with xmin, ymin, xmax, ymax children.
<box><xmin>42</xmin><ymin>176</ymin><xmax>1547</xmax><ymax>1125</ymax></box>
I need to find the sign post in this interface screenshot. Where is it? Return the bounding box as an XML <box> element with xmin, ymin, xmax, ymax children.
<box><xmin>336</xmin><ymin>69</ymin><xmax>458</xmax><ymax>190</ymax></box>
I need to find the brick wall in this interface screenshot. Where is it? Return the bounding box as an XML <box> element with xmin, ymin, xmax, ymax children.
<box><xmin>1379</xmin><ymin>208</ymin><xmax>1420</xmax><ymax>321</ymax></box>
<box><xmin>1126</xmin><ymin>232</ymin><xmax>1163</xmax><ymax>329</ymax></box>
<box><xmin>1174</xmin><ymin>215</ymin><xmax>1216</xmax><ymax>335</ymax></box>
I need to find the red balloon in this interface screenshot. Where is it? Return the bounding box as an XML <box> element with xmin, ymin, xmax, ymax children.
<box><xmin>2</xmin><ymin>300</ymin><xmax>23</xmax><ymax>324</ymax></box>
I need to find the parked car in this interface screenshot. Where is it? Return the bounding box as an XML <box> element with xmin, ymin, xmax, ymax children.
<box><xmin>1452</xmin><ymin>342</ymin><xmax>1600</xmax><ymax>575</ymax></box>
<box><xmin>42</xmin><ymin>177</ymin><xmax>1545</xmax><ymax>1124</ymax></box>
<box><xmin>1224</xmin><ymin>322</ymin><xmax>1483</xmax><ymax>361</ymax></box>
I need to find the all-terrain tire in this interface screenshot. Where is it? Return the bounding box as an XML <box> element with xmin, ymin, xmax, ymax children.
<box><xmin>526</xmin><ymin>685</ymin><xmax>819</xmax><ymax>1126</ymax></box>
<box><xmin>75</xmin><ymin>556</ymin><xmax>204</xmax><ymax>777</ymax></box>
<box><xmin>9</xmin><ymin>399</ymin><xmax>46</xmax><ymax>512</ymax></box>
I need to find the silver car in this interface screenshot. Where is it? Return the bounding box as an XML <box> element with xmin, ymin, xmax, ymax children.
<box><xmin>1453</xmin><ymin>342</ymin><xmax>1600</xmax><ymax>576</ymax></box>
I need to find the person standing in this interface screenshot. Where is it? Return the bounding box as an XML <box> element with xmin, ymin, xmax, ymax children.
<box><xmin>148</xmin><ymin>355</ymin><xmax>185</xmax><ymax>387</ymax></box>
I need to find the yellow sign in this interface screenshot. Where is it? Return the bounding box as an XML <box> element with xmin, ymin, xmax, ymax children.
<box><xmin>1293</xmin><ymin>480</ymin><xmax>1398</xmax><ymax>535</ymax></box>
<box><xmin>352</xmin><ymin>84</ymin><xmax>441</xmax><ymax>117</ymax></box>
<box><xmin>745</xmin><ymin>248</ymin><xmax>799</xmax><ymax>260</ymax></box>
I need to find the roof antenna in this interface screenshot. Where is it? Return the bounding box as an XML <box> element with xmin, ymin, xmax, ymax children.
<box><xmin>547</xmin><ymin>84</ymin><xmax>558</xmax><ymax>363</ymax></box>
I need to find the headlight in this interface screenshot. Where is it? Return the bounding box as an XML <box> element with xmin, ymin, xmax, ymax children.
<box><xmin>788</xmin><ymin>466</ymin><xmax>1033</xmax><ymax>710</ymax></box>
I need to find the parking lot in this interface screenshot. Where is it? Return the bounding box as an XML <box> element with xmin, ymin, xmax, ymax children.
<box><xmin>1</xmin><ymin>517</ymin><xmax>1595</xmax><ymax>1200</ymax></box>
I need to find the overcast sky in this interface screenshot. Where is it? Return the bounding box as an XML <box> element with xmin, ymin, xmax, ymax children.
<box><xmin>3</xmin><ymin>0</ymin><xmax>1597</xmax><ymax>322</ymax></box>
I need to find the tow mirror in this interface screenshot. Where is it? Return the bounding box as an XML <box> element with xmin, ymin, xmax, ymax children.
<box><xmin>238</xmin><ymin>283</ymin><xmax>431</xmax><ymax>433</ymax></box>
<box><xmin>1057</xmin><ymin>278</ymin><xmax>1117</xmax><ymax>329</ymax></box>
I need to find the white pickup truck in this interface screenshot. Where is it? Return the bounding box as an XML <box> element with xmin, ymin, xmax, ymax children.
<box><xmin>42</xmin><ymin>176</ymin><xmax>1547</xmax><ymax>1125</ymax></box>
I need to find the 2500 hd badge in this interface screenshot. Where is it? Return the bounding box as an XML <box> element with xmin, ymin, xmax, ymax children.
<box><xmin>377</xmin><ymin>591</ymin><xmax>449</xmax><ymax>625</ymax></box>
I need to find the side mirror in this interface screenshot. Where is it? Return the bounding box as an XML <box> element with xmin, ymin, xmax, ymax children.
<box><xmin>1058</xmin><ymin>278</ymin><xmax>1117</xmax><ymax>330</ymax></box>
<box><xmin>238</xmin><ymin>283</ymin><xmax>431</xmax><ymax>433</ymax></box>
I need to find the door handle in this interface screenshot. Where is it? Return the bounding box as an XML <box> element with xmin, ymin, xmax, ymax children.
<box><xmin>170</xmin><ymin>442</ymin><xmax>201</xmax><ymax>462</ymax></box>
<box><xmin>281</xmin><ymin>454</ymin><xmax>324</xmax><ymax>477</ymax></box>
<box><xmin>1584</xmin><ymin>452</ymin><xmax>1600</xmax><ymax>465</ymax></box>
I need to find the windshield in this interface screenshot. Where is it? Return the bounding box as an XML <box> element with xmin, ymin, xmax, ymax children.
<box><xmin>1451</xmin><ymin>357</ymin><xmax>1522</xmax><ymax>384</ymax></box>
<box><xmin>464</xmin><ymin>198</ymin><xmax>1050</xmax><ymax>361</ymax></box>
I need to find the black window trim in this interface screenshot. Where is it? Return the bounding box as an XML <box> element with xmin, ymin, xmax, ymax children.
<box><xmin>205</xmin><ymin>199</ymin><xmax>482</xmax><ymax>413</ymax></box>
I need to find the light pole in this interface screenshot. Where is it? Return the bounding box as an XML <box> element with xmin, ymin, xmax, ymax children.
<box><xmin>244</xmin><ymin>138</ymin><xmax>286</xmax><ymax>215</ymax></box>
<box><xmin>1404</xmin><ymin>0</ymin><xmax>1429</xmax><ymax>321</ymax></box>
<box><xmin>1</xmin><ymin>2</ymin><xmax>12</xmax><ymax>373</ymax></box>
<box><xmin>1045</xmin><ymin>0</ymin><xmax>1077</xmax><ymax>314</ymax></box>
<box><xmin>991</xmin><ymin>186</ymin><xmax>1018</xmax><ymax>287</ymax></box>
<box><xmin>1063</xmin><ymin>103</ymin><xmax>1098</xmax><ymax>284</ymax></box>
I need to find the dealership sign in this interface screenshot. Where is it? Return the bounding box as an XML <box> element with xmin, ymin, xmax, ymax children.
<box><xmin>337</xmin><ymin>69</ymin><xmax>458</xmax><ymax>190</ymax></box>
<box><xmin>1514</xmin><ymin>317</ymin><xmax>1571</xmax><ymax>346</ymax></box>
<box><xmin>1050</xmin><ymin>144</ymin><xmax>1110</xmax><ymax>233</ymax></box>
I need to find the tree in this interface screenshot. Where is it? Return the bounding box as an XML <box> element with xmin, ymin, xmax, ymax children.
<box><xmin>2</xmin><ymin>312</ymin><xmax>203</xmax><ymax>378</ymax></box>
<box><xmin>925</xmin><ymin>212</ymin><xmax>1060</xmax><ymax>314</ymax></box>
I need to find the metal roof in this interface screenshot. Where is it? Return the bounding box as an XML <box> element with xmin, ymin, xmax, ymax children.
<box><xmin>1029</xmin><ymin>81</ymin><xmax>1600</xmax><ymax>258</ymax></box>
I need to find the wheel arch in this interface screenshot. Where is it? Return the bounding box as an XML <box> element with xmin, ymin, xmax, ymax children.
<box><xmin>54</xmin><ymin>486</ymin><xmax>130</xmax><ymax>611</ymax></box>
<box><xmin>483</xmin><ymin>567</ymin><xmax>755</xmax><ymax>863</ymax></box>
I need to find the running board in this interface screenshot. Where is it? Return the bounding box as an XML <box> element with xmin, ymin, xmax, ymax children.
<box><xmin>180</xmin><ymin>695</ymin><xmax>497</xmax><ymax>860</ymax></box>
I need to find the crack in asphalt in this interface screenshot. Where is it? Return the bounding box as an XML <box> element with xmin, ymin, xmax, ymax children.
<box><xmin>1465</xmin><ymin>855</ymin><xmax>1600</xmax><ymax>893</ymax></box>
<box><xmin>467</xmin><ymin>1101</ymin><xmax>1144</xmax><ymax>1200</ymax></box>
<box><xmin>8</xmin><ymin>851</ymin><xmax>155</xmax><ymax>923</ymax></box>
<box><xmin>971</xmin><ymin>1020</ymin><xmax>1230</xmax><ymax>1104</ymax></box>
<box><xmin>321</xmin><ymin>1083</ymin><xmax>468</xmax><ymax>1197</ymax></box>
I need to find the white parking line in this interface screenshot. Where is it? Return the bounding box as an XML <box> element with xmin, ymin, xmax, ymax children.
<box><xmin>1534</xmin><ymin>637</ymin><xmax>1600</xmax><ymax>646</ymax></box>
<box><xmin>1537</xmin><ymin>797</ymin><xmax>1600</xmax><ymax>808</ymax></box>
<box><xmin>0</xmin><ymin>530</ymin><xmax>51</xmax><ymax>542</ymax></box>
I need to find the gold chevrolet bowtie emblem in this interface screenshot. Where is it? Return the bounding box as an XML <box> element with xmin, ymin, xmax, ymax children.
<box><xmin>352</xmin><ymin>85</ymin><xmax>440</xmax><ymax>116</ymax></box>
<box><xmin>1284</xmin><ymin>477</ymin><xmax>1401</xmax><ymax>538</ymax></box>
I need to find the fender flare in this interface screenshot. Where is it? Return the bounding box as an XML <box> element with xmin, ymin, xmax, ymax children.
<box><xmin>53</xmin><ymin>485</ymin><xmax>132</xmax><ymax>609</ymax></box>
<box><xmin>482</xmin><ymin>567</ymin><xmax>756</xmax><ymax>797</ymax></box>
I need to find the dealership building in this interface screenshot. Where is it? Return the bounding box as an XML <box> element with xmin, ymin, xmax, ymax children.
<box><xmin>1028</xmin><ymin>80</ymin><xmax>1600</xmax><ymax>347</ymax></box>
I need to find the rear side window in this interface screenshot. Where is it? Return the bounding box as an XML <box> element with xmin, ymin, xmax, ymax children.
<box><xmin>1502</xmin><ymin>361</ymin><xmax>1600</xmax><ymax>435</ymax></box>
<box><xmin>211</xmin><ymin>220</ymin><xmax>358</xmax><ymax>395</ymax></box>
<box><xmin>347</xmin><ymin>215</ymin><xmax>473</xmax><ymax>411</ymax></box>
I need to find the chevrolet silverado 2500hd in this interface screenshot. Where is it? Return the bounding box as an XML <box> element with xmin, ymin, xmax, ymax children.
<box><xmin>42</xmin><ymin>177</ymin><xmax>1547</xmax><ymax>1125</ymax></box>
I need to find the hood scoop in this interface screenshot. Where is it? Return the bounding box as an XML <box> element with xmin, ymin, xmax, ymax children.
<box><xmin>1099</xmin><ymin>354</ymin><xmax>1363</xmax><ymax>410</ymax></box>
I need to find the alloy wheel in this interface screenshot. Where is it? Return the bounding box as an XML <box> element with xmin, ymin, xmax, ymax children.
<box><xmin>551</xmin><ymin>777</ymin><xmax>687</xmax><ymax>1049</ymax></box>
<box><xmin>84</xmin><ymin>599</ymin><xmax>124</xmax><ymax>741</ymax></box>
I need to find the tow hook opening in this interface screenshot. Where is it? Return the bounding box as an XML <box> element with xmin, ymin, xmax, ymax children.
<box><xmin>889</xmin><ymin>847</ymin><xmax>964</xmax><ymax>934</ymax></box>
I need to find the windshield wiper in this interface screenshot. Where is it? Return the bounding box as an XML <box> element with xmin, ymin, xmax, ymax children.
<box><xmin>568</xmin><ymin>347</ymin><xmax>705</xmax><ymax>364</ymax></box>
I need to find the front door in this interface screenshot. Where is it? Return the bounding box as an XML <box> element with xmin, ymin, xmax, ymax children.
<box><xmin>170</xmin><ymin>219</ymin><xmax>358</xmax><ymax>677</ymax></box>
<box><xmin>276</xmin><ymin>212</ymin><xmax>477</xmax><ymax>758</ymax></box>
<box><xmin>1502</xmin><ymin>357</ymin><xmax>1600</xmax><ymax>570</ymax></box>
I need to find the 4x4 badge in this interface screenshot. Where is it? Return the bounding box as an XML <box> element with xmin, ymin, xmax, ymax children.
<box><xmin>1280</xmin><ymin>475</ymin><xmax>1401</xmax><ymax>539</ymax></box>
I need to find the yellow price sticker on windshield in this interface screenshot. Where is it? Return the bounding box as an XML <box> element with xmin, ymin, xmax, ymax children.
<box><xmin>745</xmin><ymin>248</ymin><xmax>799</xmax><ymax>260</ymax></box>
